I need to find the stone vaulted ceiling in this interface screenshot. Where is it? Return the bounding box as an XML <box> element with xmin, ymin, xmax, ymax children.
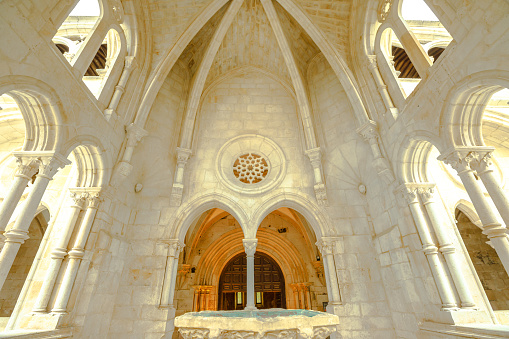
<box><xmin>148</xmin><ymin>0</ymin><xmax>352</xmax><ymax>81</ymax></box>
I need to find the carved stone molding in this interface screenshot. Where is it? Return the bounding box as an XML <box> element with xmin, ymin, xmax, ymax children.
<box><xmin>438</xmin><ymin>147</ymin><xmax>494</xmax><ymax>174</ymax></box>
<box><xmin>356</xmin><ymin>121</ymin><xmax>395</xmax><ymax>185</ymax></box>
<box><xmin>216</xmin><ymin>135</ymin><xmax>286</xmax><ymax>195</ymax></box>
<box><xmin>12</xmin><ymin>152</ymin><xmax>71</xmax><ymax>180</ymax></box>
<box><xmin>13</xmin><ymin>155</ymin><xmax>38</xmax><ymax>179</ymax></box>
<box><xmin>243</xmin><ymin>239</ymin><xmax>257</xmax><ymax>256</ymax></box>
<box><xmin>316</xmin><ymin>238</ymin><xmax>336</xmax><ymax>256</ymax></box>
<box><xmin>163</xmin><ymin>239</ymin><xmax>185</xmax><ymax>258</ymax></box>
<box><xmin>305</xmin><ymin>148</ymin><xmax>328</xmax><ymax>206</ymax></box>
<box><xmin>126</xmin><ymin>123</ymin><xmax>149</xmax><ymax>148</ymax></box>
<box><xmin>170</xmin><ymin>147</ymin><xmax>192</xmax><ymax>207</ymax></box>
<box><xmin>219</xmin><ymin>330</ymin><xmax>256</xmax><ymax>338</ymax></box>
<box><xmin>179</xmin><ymin>328</ymin><xmax>210</xmax><ymax>339</ymax></box>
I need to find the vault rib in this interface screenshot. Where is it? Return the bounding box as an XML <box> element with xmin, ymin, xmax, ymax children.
<box><xmin>260</xmin><ymin>0</ymin><xmax>317</xmax><ymax>150</ymax></box>
<box><xmin>179</xmin><ymin>0</ymin><xmax>245</xmax><ymax>149</ymax></box>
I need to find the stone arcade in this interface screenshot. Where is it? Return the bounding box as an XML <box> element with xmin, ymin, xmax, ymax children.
<box><xmin>0</xmin><ymin>0</ymin><xmax>509</xmax><ymax>338</ymax></box>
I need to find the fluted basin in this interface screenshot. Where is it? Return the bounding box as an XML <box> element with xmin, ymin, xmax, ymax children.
<box><xmin>175</xmin><ymin>309</ymin><xmax>339</xmax><ymax>338</ymax></box>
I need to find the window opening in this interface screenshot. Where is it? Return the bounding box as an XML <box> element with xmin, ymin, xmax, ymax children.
<box><xmin>52</xmin><ymin>0</ymin><xmax>101</xmax><ymax>64</ymax></box>
<box><xmin>455</xmin><ymin>209</ymin><xmax>509</xmax><ymax>310</ymax></box>
<box><xmin>401</xmin><ymin>0</ymin><xmax>452</xmax><ymax>64</ymax></box>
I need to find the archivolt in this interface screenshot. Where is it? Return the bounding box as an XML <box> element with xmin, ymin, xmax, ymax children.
<box><xmin>194</xmin><ymin>228</ymin><xmax>308</xmax><ymax>288</ymax></box>
<box><xmin>0</xmin><ymin>76</ymin><xmax>65</xmax><ymax>153</ymax></box>
<box><xmin>168</xmin><ymin>191</ymin><xmax>250</xmax><ymax>241</ymax></box>
<box><xmin>251</xmin><ymin>190</ymin><xmax>333</xmax><ymax>239</ymax></box>
<box><xmin>440</xmin><ymin>70</ymin><xmax>509</xmax><ymax>149</ymax></box>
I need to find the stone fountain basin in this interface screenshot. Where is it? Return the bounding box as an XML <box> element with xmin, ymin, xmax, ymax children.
<box><xmin>175</xmin><ymin>309</ymin><xmax>339</xmax><ymax>338</ymax></box>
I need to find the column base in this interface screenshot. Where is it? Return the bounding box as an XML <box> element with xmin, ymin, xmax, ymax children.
<box><xmin>244</xmin><ymin>305</ymin><xmax>257</xmax><ymax>311</ymax></box>
<box><xmin>436</xmin><ymin>308</ymin><xmax>492</xmax><ymax>325</ymax></box>
<box><xmin>441</xmin><ymin>305</ymin><xmax>460</xmax><ymax>311</ymax></box>
<box><xmin>20</xmin><ymin>312</ymin><xmax>65</xmax><ymax>330</ymax></box>
<box><xmin>162</xmin><ymin>307</ymin><xmax>177</xmax><ymax>339</ymax></box>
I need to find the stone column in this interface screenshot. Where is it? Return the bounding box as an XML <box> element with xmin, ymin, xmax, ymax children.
<box><xmin>243</xmin><ymin>238</ymin><xmax>257</xmax><ymax>310</ymax></box>
<box><xmin>0</xmin><ymin>154</ymin><xmax>70</xmax><ymax>292</ymax></box>
<box><xmin>0</xmin><ymin>154</ymin><xmax>38</xmax><ymax>233</ymax></box>
<box><xmin>417</xmin><ymin>185</ymin><xmax>476</xmax><ymax>309</ymax></box>
<box><xmin>33</xmin><ymin>190</ymin><xmax>86</xmax><ymax>312</ymax></box>
<box><xmin>440</xmin><ymin>150</ymin><xmax>509</xmax><ymax>276</ymax></box>
<box><xmin>170</xmin><ymin>148</ymin><xmax>192</xmax><ymax>207</ymax></box>
<box><xmin>399</xmin><ymin>185</ymin><xmax>458</xmax><ymax>310</ymax></box>
<box><xmin>193</xmin><ymin>286</ymin><xmax>200</xmax><ymax>311</ymax></box>
<box><xmin>289</xmin><ymin>284</ymin><xmax>299</xmax><ymax>308</ymax></box>
<box><xmin>104</xmin><ymin>56</ymin><xmax>136</xmax><ymax>120</ymax></box>
<box><xmin>316</xmin><ymin>238</ymin><xmax>341</xmax><ymax>305</ymax></box>
<box><xmin>471</xmin><ymin>150</ymin><xmax>509</xmax><ymax>228</ymax></box>
<box><xmin>110</xmin><ymin>123</ymin><xmax>148</xmax><ymax>188</ymax></box>
<box><xmin>52</xmin><ymin>192</ymin><xmax>101</xmax><ymax>313</ymax></box>
<box><xmin>356</xmin><ymin>121</ymin><xmax>395</xmax><ymax>185</ymax></box>
<box><xmin>366</xmin><ymin>55</ymin><xmax>400</xmax><ymax>118</ymax></box>
<box><xmin>305</xmin><ymin>148</ymin><xmax>328</xmax><ymax>206</ymax></box>
<box><xmin>160</xmin><ymin>240</ymin><xmax>184</xmax><ymax>308</ymax></box>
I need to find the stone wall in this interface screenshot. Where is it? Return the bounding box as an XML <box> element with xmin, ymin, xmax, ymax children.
<box><xmin>456</xmin><ymin>211</ymin><xmax>509</xmax><ymax>311</ymax></box>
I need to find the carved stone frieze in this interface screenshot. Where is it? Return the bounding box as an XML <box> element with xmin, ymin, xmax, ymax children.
<box><xmin>179</xmin><ymin>328</ymin><xmax>210</xmax><ymax>339</ymax></box>
<box><xmin>219</xmin><ymin>330</ymin><xmax>256</xmax><ymax>338</ymax></box>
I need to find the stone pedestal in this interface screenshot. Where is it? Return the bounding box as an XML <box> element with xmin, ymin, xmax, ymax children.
<box><xmin>175</xmin><ymin>309</ymin><xmax>339</xmax><ymax>339</ymax></box>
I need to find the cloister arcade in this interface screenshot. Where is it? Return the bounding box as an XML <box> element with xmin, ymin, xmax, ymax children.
<box><xmin>0</xmin><ymin>0</ymin><xmax>508</xmax><ymax>338</ymax></box>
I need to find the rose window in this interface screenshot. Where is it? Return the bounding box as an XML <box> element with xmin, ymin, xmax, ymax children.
<box><xmin>233</xmin><ymin>153</ymin><xmax>269</xmax><ymax>184</ymax></box>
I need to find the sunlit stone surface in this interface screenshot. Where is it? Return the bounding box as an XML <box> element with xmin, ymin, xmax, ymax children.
<box><xmin>175</xmin><ymin>309</ymin><xmax>339</xmax><ymax>338</ymax></box>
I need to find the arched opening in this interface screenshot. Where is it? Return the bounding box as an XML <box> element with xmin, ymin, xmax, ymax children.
<box><xmin>53</xmin><ymin>0</ymin><xmax>101</xmax><ymax>64</ymax></box>
<box><xmin>400</xmin><ymin>0</ymin><xmax>452</xmax><ymax>51</ymax></box>
<box><xmin>455</xmin><ymin>208</ymin><xmax>509</xmax><ymax>310</ymax></box>
<box><xmin>218</xmin><ymin>252</ymin><xmax>286</xmax><ymax>310</ymax></box>
<box><xmin>0</xmin><ymin>209</ymin><xmax>49</xmax><ymax>329</ymax></box>
<box><xmin>174</xmin><ymin>204</ymin><xmax>325</xmax><ymax>314</ymax></box>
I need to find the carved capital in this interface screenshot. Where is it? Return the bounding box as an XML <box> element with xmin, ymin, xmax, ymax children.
<box><xmin>366</xmin><ymin>55</ymin><xmax>378</xmax><ymax>70</ymax></box>
<box><xmin>438</xmin><ymin>147</ymin><xmax>494</xmax><ymax>174</ymax></box>
<box><xmin>13</xmin><ymin>152</ymin><xmax>70</xmax><ymax>180</ymax></box>
<box><xmin>13</xmin><ymin>155</ymin><xmax>38</xmax><ymax>179</ymax></box>
<box><xmin>316</xmin><ymin>238</ymin><xmax>336</xmax><ymax>256</ymax></box>
<box><xmin>356</xmin><ymin>120</ymin><xmax>379</xmax><ymax>143</ymax></box>
<box><xmin>69</xmin><ymin>191</ymin><xmax>87</xmax><ymax>208</ymax></box>
<box><xmin>395</xmin><ymin>184</ymin><xmax>418</xmax><ymax>205</ymax></box>
<box><xmin>305</xmin><ymin>147</ymin><xmax>322</xmax><ymax>168</ymax></box>
<box><xmin>164</xmin><ymin>239</ymin><xmax>185</xmax><ymax>257</ymax></box>
<box><xmin>314</xmin><ymin>183</ymin><xmax>328</xmax><ymax>206</ymax></box>
<box><xmin>37</xmin><ymin>154</ymin><xmax>71</xmax><ymax>179</ymax></box>
<box><xmin>176</xmin><ymin>147</ymin><xmax>192</xmax><ymax>165</ymax></box>
<box><xmin>69</xmin><ymin>187</ymin><xmax>102</xmax><ymax>209</ymax></box>
<box><xmin>416</xmin><ymin>184</ymin><xmax>436</xmax><ymax>204</ymax></box>
<box><xmin>124</xmin><ymin>56</ymin><xmax>136</xmax><ymax>71</ymax></box>
<box><xmin>243</xmin><ymin>238</ymin><xmax>258</xmax><ymax>256</ymax></box>
<box><xmin>85</xmin><ymin>192</ymin><xmax>102</xmax><ymax>209</ymax></box>
<box><xmin>125</xmin><ymin>123</ymin><xmax>148</xmax><ymax>148</ymax></box>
